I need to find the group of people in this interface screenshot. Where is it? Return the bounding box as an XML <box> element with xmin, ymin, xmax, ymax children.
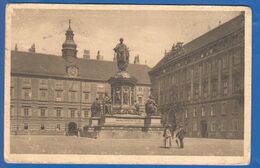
<box><xmin>163</xmin><ymin>124</ymin><xmax>185</xmax><ymax>149</ymax></box>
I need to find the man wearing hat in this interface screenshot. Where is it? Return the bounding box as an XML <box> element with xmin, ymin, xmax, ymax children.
<box><xmin>176</xmin><ymin>125</ymin><xmax>185</xmax><ymax>148</ymax></box>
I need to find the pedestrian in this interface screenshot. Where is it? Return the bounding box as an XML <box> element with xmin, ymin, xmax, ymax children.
<box><xmin>176</xmin><ymin>125</ymin><xmax>185</xmax><ymax>148</ymax></box>
<box><xmin>163</xmin><ymin>124</ymin><xmax>172</xmax><ymax>148</ymax></box>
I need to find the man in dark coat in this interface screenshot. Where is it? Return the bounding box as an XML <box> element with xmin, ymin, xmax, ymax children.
<box><xmin>176</xmin><ymin>125</ymin><xmax>186</xmax><ymax>148</ymax></box>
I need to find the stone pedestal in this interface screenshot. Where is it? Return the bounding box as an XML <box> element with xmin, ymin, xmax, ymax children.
<box><xmin>85</xmin><ymin>71</ymin><xmax>163</xmax><ymax>139</ymax></box>
<box><xmin>90</xmin><ymin>117</ymin><xmax>101</xmax><ymax>127</ymax></box>
<box><xmin>145</xmin><ymin>116</ymin><xmax>162</xmax><ymax>127</ymax></box>
<box><xmin>108</xmin><ymin>71</ymin><xmax>137</xmax><ymax>115</ymax></box>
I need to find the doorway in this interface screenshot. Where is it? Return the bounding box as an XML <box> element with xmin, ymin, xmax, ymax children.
<box><xmin>67</xmin><ymin>122</ymin><xmax>78</xmax><ymax>136</ymax></box>
<box><xmin>200</xmin><ymin>120</ymin><xmax>208</xmax><ymax>138</ymax></box>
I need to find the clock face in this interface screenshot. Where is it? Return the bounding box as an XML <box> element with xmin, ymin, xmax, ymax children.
<box><xmin>68</xmin><ymin>66</ymin><xmax>78</xmax><ymax>77</ymax></box>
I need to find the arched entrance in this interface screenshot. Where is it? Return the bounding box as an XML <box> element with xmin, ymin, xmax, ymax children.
<box><xmin>67</xmin><ymin>122</ymin><xmax>78</xmax><ymax>136</ymax></box>
<box><xmin>200</xmin><ymin>120</ymin><xmax>208</xmax><ymax>138</ymax></box>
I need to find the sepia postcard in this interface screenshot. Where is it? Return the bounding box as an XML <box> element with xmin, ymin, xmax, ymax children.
<box><xmin>4</xmin><ymin>4</ymin><xmax>252</xmax><ymax>165</ymax></box>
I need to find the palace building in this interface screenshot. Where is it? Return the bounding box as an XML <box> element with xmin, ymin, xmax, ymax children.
<box><xmin>149</xmin><ymin>14</ymin><xmax>244</xmax><ymax>139</ymax></box>
<box><xmin>10</xmin><ymin>23</ymin><xmax>151</xmax><ymax>135</ymax></box>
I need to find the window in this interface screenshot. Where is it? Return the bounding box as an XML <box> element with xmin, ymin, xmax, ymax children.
<box><xmin>22</xmin><ymin>88</ymin><xmax>31</xmax><ymax>99</ymax></box>
<box><xmin>193</xmin><ymin>108</ymin><xmax>197</xmax><ymax>117</ymax></box>
<box><xmin>39</xmin><ymin>79</ymin><xmax>48</xmax><ymax>86</ymax></box>
<box><xmin>82</xmin><ymin>82</ymin><xmax>90</xmax><ymax>90</ymax></box>
<box><xmin>194</xmin><ymin>84</ymin><xmax>199</xmax><ymax>99</ymax></box>
<box><xmin>223</xmin><ymin>80</ymin><xmax>228</xmax><ymax>95</ymax></box>
<box><xmin>185</xmin><ymin>109</ymin><xmax>188</xmax><ymax>118</ymax></box>
<box><xmin>40</xmin><ymin>124</ymin><xmax>45</xmax><ymax>130</ymax></box>
<box><xmin>11</xmin><ymin>87</ymin><xmax>15</xmax><ymax>98</ymax></box>
<box><xmin>210</xmin><ymin>105</ymin><xmax>215</xmax><ymax>116</ymax></box>
<box><xmin>83</xmin><ymin>92</ymin><xmax>90</xmax><ymax>102</ymax></box>
<box><xmin>39</xmin><ymin>89</ymin><xmax>48</xmax><ymax>100</ymax></box>
<box><xmin>55</xmin><ymin>80</ymin><xmax>63</xmax><ymax>88</ymax></box>
<box><xmin>187</xmin><ymin>89</ymin><xmax>191</xmax><ymax>101</ymax></box>
<box><xmin>210</xmin><ymin>121</ymin><xmax>217</xmax><ymax>132</ymax></box>
<box><xmin>222</xmin><ymin>56</ymin><xmax>229</xmax><ymax>69</ymax></box>
<box><xmin>233</xmin><ymin>54</ymin><xmax>240</xmax><ymax>65</ymax></box>
<box><xmin>138</xmin><ymin>96</ymin><xmax>143</xmax><ymax>105</ymax></box>
<box><xmin>231</xmin><ymin>119</ymin><xmax>239</xmax><ymax>131</ymax></box>
<box><xmin>221</xmin><ymin>103</ymin><xmax>227</xmax><ymax>115</ymax></box>
<box><xmin>203</xmin><ymin>62</ymin><xmax>208</xmax><ymax>74</ymax></box>
<box><xmin>233</xmin><ymin>77</ymin><xmax>241</xmax><ymax>93</ymax></box>
<box><xmin>23</xmin><ymin>78</ymin><xmax>31</xmax><ymax>85</ymax></box>
<box><xmin>56</xmin><ymin>108</ymin><xmax>61</xmax><ymax>117</ymax></box>
<box><xmin>55</xmin><ymin>90</ymin><xmax>63</xmax><ymax>101</ymax></box>
<box><xmin>56</xmin><ymin>124</ymin><xmax>61</xmax><ymax>131</ymax></box>
<box><xmin>233</xmin><ymin>102</ymin><xmax>240</xmax><ymax>114</ymax></box>
<box><xmin>212</xmin><ymin>80</ymin><xmax>218</xmax><ymax>97</ymax></box>
<box><xmin>24</xmin><ymin>123</ymin><xmax>28</xmax><ymax>130</ymax></box>
<box><xmin>220</xmin><ymin>120</ymin><xmax>227</xmax><ymax>132</ymax></box>
<box><xmin>211</xmin><ymin>59</ymin><xmax>218</xmax><ymax>72</ymax></box>
<box><xmin>24</xmin><ymin>107</ymin><xmax>29</xmax><ymax>116</ymax></box>
<box><xmin>201</xmin><ymin>107</ymin><xmax>206</xmax><ymax>117</ymax></box>
<box><xmin>70</xmin><ymin>109</ymin><xmax>75</xmax><ymax>118</ymax></box>
<box><xmin>203</xmin><ymin>82</ymin><xmax>208</xmax><ymax>98</ymax></box>
<box><xmin>69</xmin><ymin>91</ymin><xmax>77</xmax><ymax>102</ymax></box>
<box><xmin>11</xmin><ymin>106</ymin><xmax>15</xmax><ymax>117</ymax></box>
<box><xmin>40</xmin><ymin>108</ymin><xmax>46</xmax><ymax>117</ymax></box>
<box><xmin>84</xmin><ymin>110</ymin><xmax>89</xmax><ymax>118</ymax></box>
<box><xmin>192</xmin><ymin>121</ymin><xmax>197</xmax><ymax>131</ymax></box>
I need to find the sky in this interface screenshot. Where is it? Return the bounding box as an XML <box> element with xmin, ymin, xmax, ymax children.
<box><xmin>11</xmin><ymin>8</ymin><xmax>240</xmax><ymax>67</ymax></box>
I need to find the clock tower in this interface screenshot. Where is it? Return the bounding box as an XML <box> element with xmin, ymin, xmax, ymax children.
<box><xmin>62</xmin><ymin>20</ymin><xmax>78</xmax><ymax>77</ymax></box>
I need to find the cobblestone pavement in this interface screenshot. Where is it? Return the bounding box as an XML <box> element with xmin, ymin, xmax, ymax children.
<box><xmin>10</xmin><ymin>135</ymin><xmax>243</xmax><ymax>156</ymax></box>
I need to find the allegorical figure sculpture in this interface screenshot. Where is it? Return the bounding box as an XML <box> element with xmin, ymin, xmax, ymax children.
<box><xmin>103</xmin><ymin>93</ymin><xmax>112</xmax><ymax>115</ymax></box>
<box><xmin>145</xmin><ymin>96</ymin><xmax>158</xmax><ymax>116</ymax></box>
<box><xmin>91</xmin><ymin>98</ymin><xmax>101</xmax><ymax>117</ymax></box>
<box><xmin>114</xmin><ymin>38</ymin><xmax>130</xmax><ymax>71</ymax></box>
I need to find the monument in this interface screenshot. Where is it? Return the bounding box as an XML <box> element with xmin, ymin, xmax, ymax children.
<box><xmin>89</xmin><ymin>38</ymin><xmax>163</xmax><ymax>139</ymax></box>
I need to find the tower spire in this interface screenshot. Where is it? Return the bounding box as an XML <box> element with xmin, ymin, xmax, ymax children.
<box><xmin>62</xmin><ymin>19</ymin><xmax>77</xmax><ymax>59</ymax></box>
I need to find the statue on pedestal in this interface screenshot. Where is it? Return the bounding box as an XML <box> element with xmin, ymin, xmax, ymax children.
<box><xmin>145</xmin><ymin>96</ymin><xmax>158</xmax><ymax>116</ymax></box>
<box><xmin>91</xmin><ymin>98</ymin><xmax>101</xmax><ymax>117</ymax></box>
<box><xmin>114</xmin><ymin>38</ymin><xmax>129</xmax><ymax>72</ymax></box>
<box><xmin>103</xmin><ymin>93</ymin><xmax>112</xmax><ymax>115</ymax></box>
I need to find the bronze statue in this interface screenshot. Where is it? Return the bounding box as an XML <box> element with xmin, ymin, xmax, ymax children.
<box><xmin>114</xmin><ymin>38</ymin><xmax>130</xmax><ymax>71</ymax></box>
<box><xmin>103</xmin><ymin>93</ymin><xmax>112</xmax><ymax>115</ymax></box>
<box><xmin>145</xmin><ymin>96</ymin><xmax>158</xmax><ymax>116</ymax></box>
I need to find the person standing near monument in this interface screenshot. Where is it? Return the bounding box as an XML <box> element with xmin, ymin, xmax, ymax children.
<box><xmin>163</xmin><ymin>124</ymin><xmax>172</xmax><ymax>148</ymax></box>
<box><xmin>176</xmin><ymin>125</ymin><xmax>186</xmax><ymax>148</ymax></box>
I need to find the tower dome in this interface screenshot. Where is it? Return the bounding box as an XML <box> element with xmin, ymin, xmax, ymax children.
<box><xmin>62</xmin><ymin>20</ymin><xmax>77</xmax><ymax>60</ymax></box>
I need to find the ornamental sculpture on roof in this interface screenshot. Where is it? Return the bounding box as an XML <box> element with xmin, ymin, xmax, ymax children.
<box><xmin>171</xmin><ymin>42</ymin><xmax>185</xmax><ymax>56</ymax></box>
<box><xmin>113</xmin><ymin>38</ymin><xmax>130</xmax><ymax>71</ymax></box>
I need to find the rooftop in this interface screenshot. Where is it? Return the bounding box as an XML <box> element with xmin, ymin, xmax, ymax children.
<box><xmin>11</xmin><ymin>51</ymin><xmax>151</xmax><ymax>85</ymax></box>
<box><xmin>152</xmin><ymin>13</ymin><xmax>244</xmax><ymax>71</ymax></box>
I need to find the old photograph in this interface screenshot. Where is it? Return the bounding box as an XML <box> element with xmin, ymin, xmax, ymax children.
<box><xmin>4</xmin><ymin>4</ymin><xmax>251</xmax><ymax>165</ymax></box>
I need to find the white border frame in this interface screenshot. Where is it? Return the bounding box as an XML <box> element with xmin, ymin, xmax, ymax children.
<box><xmin>4</xmin><ymin>4</ymin><xmax>252</xmax><ymax>165</ymax></box>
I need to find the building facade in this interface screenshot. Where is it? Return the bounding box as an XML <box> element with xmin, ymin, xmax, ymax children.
<box><xmin>149</xmin><ymin>14</ymin><xmax>244</xmax><ymax>139</ymax></box>
<box><xmin>10</xmin><ymin>23</ymin><xmax>151</xmax><ymax>135</ymax></box>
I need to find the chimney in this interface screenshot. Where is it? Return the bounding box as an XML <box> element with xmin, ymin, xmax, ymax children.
<box><xmin>28</xmin><ymin>43</ymin><xmax>36</xmax><ymax>53</ymax></box>
<box><xmin>83</xmin><ymin>50</ymin><xmax>90</xmax><ymax>59</ymax></box>
<box><xmin>14</xmin><ymin>43</ymin><xmax>18</xmax><ymax>51</ymax></box>
<box><xmin>134</xmin><ymin>55</ymin><xmax>140</xmax><ymax>64</ymax></box>
<box><xmin>96</xmin><ymin>50</ymin><xmax>103</xmax><ymax>61</ymax></box>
